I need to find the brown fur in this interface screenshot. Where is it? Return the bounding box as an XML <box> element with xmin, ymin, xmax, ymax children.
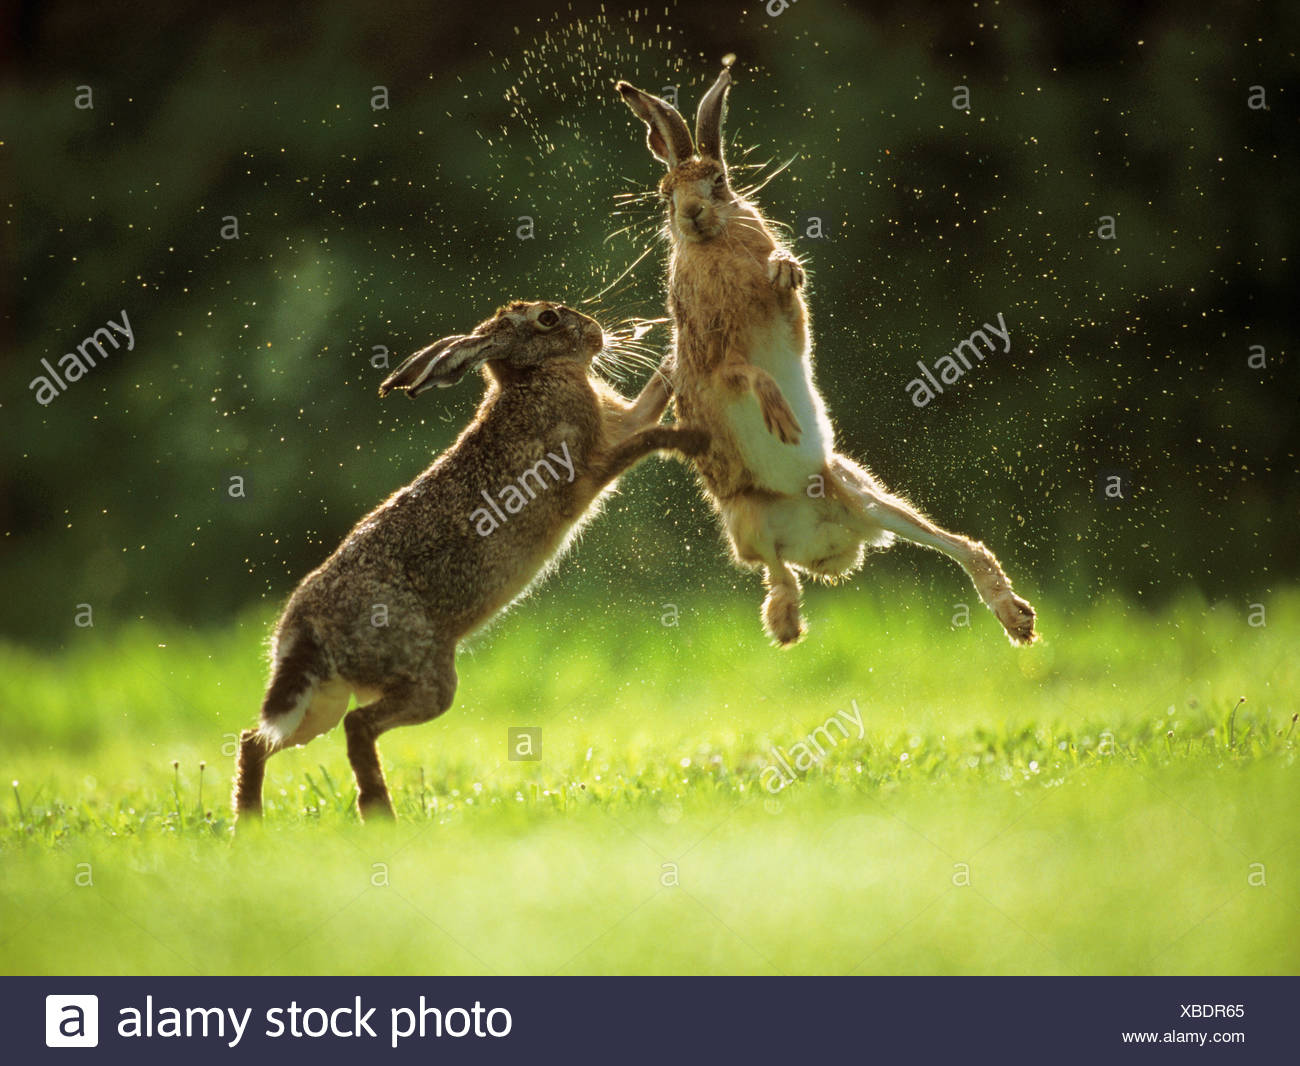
<box><xmin>669</xmin><ymin>195</ymin><xmax>803</xmax><ymax>497</ymax></box>
<box><xmin>232</xmin><ymin>301</ymin><xmax>706</xmax><ymax>822</ymax></box>
<box><xmin>620</xmin><ymin>66</ymin><xmax>1038</xmax><ymax>648</ymax></box>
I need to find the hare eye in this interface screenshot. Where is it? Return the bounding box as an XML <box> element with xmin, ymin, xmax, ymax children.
<box><xmin>537</xmin><ymin>309</ymin><xmax>560</xmax><ymax>329</ymax></box>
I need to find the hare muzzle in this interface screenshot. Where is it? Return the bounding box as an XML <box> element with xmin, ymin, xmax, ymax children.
<box><xmin>679</xmin><ymin>198</ymin><xmax>712</xmax><ymax>239</ymax></box>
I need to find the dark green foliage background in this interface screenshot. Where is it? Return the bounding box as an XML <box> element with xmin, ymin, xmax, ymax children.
<box><xmin>2</xmin><ymin>0</ymin><xmax>1295</xmax><ymax>643</ymax></box>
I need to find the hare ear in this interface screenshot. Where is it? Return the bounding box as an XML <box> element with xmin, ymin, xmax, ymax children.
<box><xmin>695</xmin><ymin>63</ymin><xmax>733</xmax><ymax>166</ymax></box>
<box><xmin>378</xmin><ymin>334</ymin><xmax>494</xmax><ymax>396</ymax></box>
<box><xmin>616</xmin><ymin>81</ymin><xmax>693</xmax><ymax>168</ymax></box>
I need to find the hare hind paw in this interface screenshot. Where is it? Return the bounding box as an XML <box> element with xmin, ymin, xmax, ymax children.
<box><xmin>762</xmin><ymin>589</ymin><xmax>807</xmax><ymax>647</ymax></box>
<box><xmin>994</xmin><ymin>593</ymin><xmax>1038</xmax><ymax>646</ymax></box>
<box><xmin>357</xmin><ymin>790</ymin><xmax>396</xmax><ymax>821</ymax></box>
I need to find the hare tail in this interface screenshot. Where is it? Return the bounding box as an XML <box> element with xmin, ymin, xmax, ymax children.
<box><xmin>256</xmin><ymin>627</ymin><xmax>333</xmax><ymax>747</ymax></box>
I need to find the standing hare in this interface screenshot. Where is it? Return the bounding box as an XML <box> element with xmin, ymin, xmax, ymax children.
<box><xmin>232</xmin><ymin>301</ymin><xmax>705</xmax><ymax>821</ymax></box>
<box><xmin>617</xmin><ymin>61</ymin><xmax>1038</xmax><ymax>647</ymax></box>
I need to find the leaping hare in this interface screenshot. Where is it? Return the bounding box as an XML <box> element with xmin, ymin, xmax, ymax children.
<box><xmin>232</xmin><ymin>301</ymin><xmax>706</xmax><ymax>821</ymax></box>
<box><xmin>617</xmin><ymin>62</ymin><xmax>1038</xmax><ymax>648</ymax></box>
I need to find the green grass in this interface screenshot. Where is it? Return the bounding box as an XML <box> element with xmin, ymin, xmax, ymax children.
<box><xmin>1</xmin><ymin>584</ymin><xmax>1297</xmax><ymax>975</ymax></box>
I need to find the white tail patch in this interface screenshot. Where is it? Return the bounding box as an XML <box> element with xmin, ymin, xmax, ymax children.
<box><xmin>258</xmin><ymin>679</ymin><xmax>352</xmax><ymax>749</ymax></box>
<box><xmin>256</xmin><ymin>705</ymin><xmax>305</xmax><ymax>749</ymax></box>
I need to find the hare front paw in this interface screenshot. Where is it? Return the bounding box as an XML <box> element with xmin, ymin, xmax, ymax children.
<box><xmin>755</xmin><ymin>376</ymin><xmax>803</xmax><ymax>445</ymax></box>
<box><xmin>767</xmin><ymin>250</ymin><xmax>805</xmax><ymax>291</ymax></box>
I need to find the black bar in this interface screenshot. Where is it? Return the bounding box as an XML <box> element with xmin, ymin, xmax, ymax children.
<box><xmin>15</xmin><ymin>976</ymin><xmax>1292</xmax><ymax>1062</ymax></box>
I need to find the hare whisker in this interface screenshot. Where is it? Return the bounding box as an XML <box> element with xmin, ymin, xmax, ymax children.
<box><xmin>604</xmin><ymin>350</ymin><xmax>662</xmax><ymax>371</ymax></box>
<box><xmin>602</xmin><ymin>339</ymin><xmax>665</xmax><ymax>362</ymax></box>
<box><xmin>580</xmin><ymin>240</ymin><xmax>662</xmax><ymax>305</ymax></box>
<box><xmin>733</xmin><ymin>154</ymin><xmax>799</xmax><ymax>200</ymax></box>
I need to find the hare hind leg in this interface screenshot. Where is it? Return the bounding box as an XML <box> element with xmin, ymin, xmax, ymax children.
<box><xmin>233</xmin><ymin>683</ymin><xmax>350</xmax><ymax>820</ymax></box>
<box><xmin>722</xmin><ymin>492</ymin><xmax>808</xmax><ymax>646</ymax></box>
<box><xmin>233</xmin><ymin>730</ymin><xmax>270</xmax><ymax>819</ymax></box>
<box><xmin>763</xmin><ymin>560</ymin><xmax>806</xmax><ymax>647</ymax></box>
<box><xmin>344</xmin><ymin>652</ymin><xmax>458</xmax><ymax>821</ymax></box>
<box><xmin>233</xmin><ymin>631</ymin><xmax>340</xmax><ymax>821</ymax></box>
<box><xmin>830</xmin><ymin>456</ymin><xmax>1038</xmax><ymax>645</ymax></box>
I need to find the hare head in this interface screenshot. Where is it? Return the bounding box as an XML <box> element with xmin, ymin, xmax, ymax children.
<box><xmin>617</xmin><ymin>59</ymin><xmax>736</xmax><ymax>245</ymax></box>
<box><xmin>379</xmin><ymin>301</ymin><xmax>604</xmax><ymax>397</ymax></box>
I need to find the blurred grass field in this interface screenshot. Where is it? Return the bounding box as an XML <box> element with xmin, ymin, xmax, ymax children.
<box><xmin>1</xmin><ymin>585</ymin><xmax>1296</xmax><ymax>976</ymax></box>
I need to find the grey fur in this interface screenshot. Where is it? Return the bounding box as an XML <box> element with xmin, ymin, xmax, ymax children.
<box><xmin>232</xmin><ymin>300</ymin><xmax>706</xmax><ymax>821</ymax></box>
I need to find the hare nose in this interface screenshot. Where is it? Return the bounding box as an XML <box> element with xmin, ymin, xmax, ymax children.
<box><xmin>683</xmin><ymin>201</ymin><xmax>705</xmax><ymax>219</ymax></box>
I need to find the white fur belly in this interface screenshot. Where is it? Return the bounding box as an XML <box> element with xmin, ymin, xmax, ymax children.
<box><xmin>725</xmin><ymin>339</ymin><xmax>832</xmax><ymax>496</ymax></box>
